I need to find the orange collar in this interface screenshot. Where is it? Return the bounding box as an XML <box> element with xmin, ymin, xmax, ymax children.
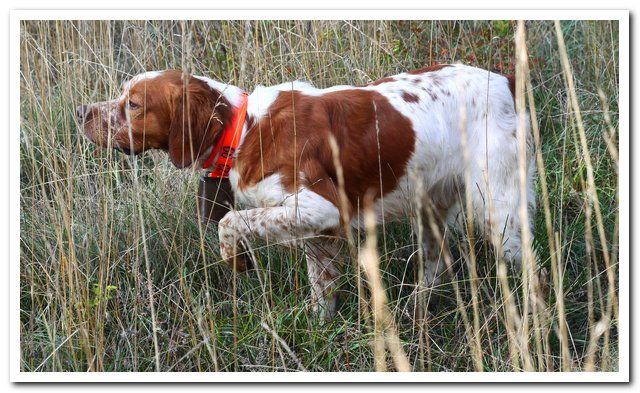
<box><xmin>202</xmin><ymin>92</ymin><xmax>249</xmax><ymax>178</ymax></box>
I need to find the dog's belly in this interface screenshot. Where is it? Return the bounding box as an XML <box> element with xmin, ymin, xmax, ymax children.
<box><xmin>362</xmin><ymin>153</ymin><xmax>465</xmax><ymax>227</ymax></box>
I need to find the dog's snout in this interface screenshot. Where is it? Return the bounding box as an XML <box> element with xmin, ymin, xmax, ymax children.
<box><xmin>76</xmin><ymin>104</ymin><xmax>90</xmax><ymax>121</ymax></box>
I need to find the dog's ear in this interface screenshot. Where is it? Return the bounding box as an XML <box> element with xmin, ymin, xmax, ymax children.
<box><xmin>168</xmin><ymin>77</ymin><xmax>229</xmax><ymax>168</ymax></box>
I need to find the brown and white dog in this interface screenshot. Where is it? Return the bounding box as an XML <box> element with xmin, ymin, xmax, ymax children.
<box><xmin>78</xmin><ymin>65</ymin><xmax>535</xmax><ymax>319</ymax></box>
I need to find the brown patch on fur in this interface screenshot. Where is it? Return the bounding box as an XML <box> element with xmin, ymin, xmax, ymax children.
<box><xmin>407</xmin><ymin>64</ymin><xmax>451</xmax><ymax>75</ymax></box>
<box><xmin>367</xmin><ymin>76</ymin><xmax>396</xmax><ymax>86</ymax></box>
<box><xmin>402</xmin><ymin>91</ymin><xmax>420</xmax><ymax>103</ymax></box>
<box><xmin>235</xmin><ymin>89</ymin><xmax>416</xmax><ymax>214</ymax></box>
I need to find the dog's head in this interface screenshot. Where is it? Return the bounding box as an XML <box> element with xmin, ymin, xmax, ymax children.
<box><xmin>77</xmin><ymin>70</ymin><xmax>233</xmax><ymax>168</ymax></box>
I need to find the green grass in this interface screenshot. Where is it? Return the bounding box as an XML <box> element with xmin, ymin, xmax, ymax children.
<box><xmin>19</xmin><ymin>20</ymin><xmax>619</xmax><ymax>372</ymax></box>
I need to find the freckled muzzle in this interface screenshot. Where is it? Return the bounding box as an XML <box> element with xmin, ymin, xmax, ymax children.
<box><xmin>76</xmin><ymin>100</ymin><xmax>135</xmax><ymax>155</ymax></box>
<box><xmin>77</xmin><ymin>101</ymin><xmax>113</xmax><ymax>145</ymax></box>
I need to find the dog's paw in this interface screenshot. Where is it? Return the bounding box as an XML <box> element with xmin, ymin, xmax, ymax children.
<box><xmin>219</xmin><ymin>240</ymin><xmax>254</xmax><ymax>272</ymax></box>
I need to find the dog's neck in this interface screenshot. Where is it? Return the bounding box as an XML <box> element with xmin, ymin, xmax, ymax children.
<box><xmin>193</xmin><ymin>75</ymin><xmax>246</xmax><ymax>109</ymax></box>
<box><xmin>199</xmin><ymin>86</ymin><xmax>249</xmax><ymax>178</ymax></box>
<box><xmin>182</xmin><ymin>75</ymin><xmax>248</xmax><ymax>173</ymax></box>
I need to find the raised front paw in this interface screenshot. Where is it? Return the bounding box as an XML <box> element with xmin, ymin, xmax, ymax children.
<box><xmin>218</xmin><ymin>213</ymin><xmax>254</xmax><ymax>272</ymax></box>
<box><xmin>219</xmin><ymin>238</ymin><xmax>253</xmax><ymax>272</ymax></box>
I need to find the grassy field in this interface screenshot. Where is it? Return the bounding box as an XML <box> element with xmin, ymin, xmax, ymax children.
<box><xmin>19</xmin><ymin>20</ymin><xmax>619</xmax><ymax>372</ymax></box>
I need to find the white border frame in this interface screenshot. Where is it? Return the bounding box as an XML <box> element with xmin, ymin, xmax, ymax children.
<box><xmin>9</xmin><ymin>9</ymin><xmax>630</xmax><ymax>383</ymax></box>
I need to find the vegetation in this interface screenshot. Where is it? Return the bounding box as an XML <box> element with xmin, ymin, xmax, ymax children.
<box><xmin>20</xmin><ymin>20</ymin><xmax>619</xmax><ymax>372</ymax></box>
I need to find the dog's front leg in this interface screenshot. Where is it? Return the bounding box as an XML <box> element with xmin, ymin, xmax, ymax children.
<box><xmin>217</xmin><ymin>191</ymin><xmax>342</xmax><ymax>318</ymax></box>
<box><xmin>305</xmin><ymin>239</ymin><xmax>343</xmax><ymax>320</ymax></box>
<box><xmin>217</xmin><ymin>189</ymin><xmax>341</xmax><ymax>274</ymax></box>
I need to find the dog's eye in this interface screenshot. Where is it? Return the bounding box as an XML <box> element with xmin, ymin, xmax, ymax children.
<box><xmin>127</xmin><ymin>100</ymin><xmax>141</xmax><ymax>110</ymax></box>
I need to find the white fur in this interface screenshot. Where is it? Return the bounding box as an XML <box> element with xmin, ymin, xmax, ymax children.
<box><xmin>194</xmin><ymin>76</ymin><xmax>246</xmax><ymax>109</ymax></box>
<box><xmin>247</xmin><ymin>81</ymin><xmax>315</xmax><ymax>120</ymax></box>
<box><xmin>128</xmin><ymin>71</ymin><xmax>163</xmax><ymax>85</ymax></box>
<box><xmin>224</xmin><ymin>171</ymin><xmax>340</xmax><ymax>242</ymax></box>
<box><xmin>119</xmin><ymin>71</ymin><xmax>164</xmax><ymax>101</ymax></box>
<box><xmin>228</xmin><ymin>172</ymin><xmax>288</xmax><ymax>208</ymax></box>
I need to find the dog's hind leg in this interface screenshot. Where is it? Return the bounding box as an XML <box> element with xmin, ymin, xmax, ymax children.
<box><xmin>418</xmin><ymin>197</ymin><xmax>453</xmax><ymax>289</ymax></box>
<box><xmin>466</xmin><ymin>103</ymin><xmax>535</xmax><ymax>269</ymax></box>
<box><xmin>412</xmin><ymin>178</ymin><xmax>461</xmax><ymax>289</ymax></box>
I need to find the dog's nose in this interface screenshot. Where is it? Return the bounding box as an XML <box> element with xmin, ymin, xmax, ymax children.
<box><xmin>76</xmin><ymin>104</ymin><xmax>90</xmax><ymax>121</ymax></box>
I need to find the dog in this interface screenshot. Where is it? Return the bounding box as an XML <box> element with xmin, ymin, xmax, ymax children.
<box><xmin>78</xmin><ymin>64</ymin><xmax>535</xmax><ymax>319</ymax></box>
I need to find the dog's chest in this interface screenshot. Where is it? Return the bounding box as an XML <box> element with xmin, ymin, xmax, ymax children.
<box><xmin>228</xmin><ymin>169</ymin><xmax>290</xmax><ymax>208</ymax></box>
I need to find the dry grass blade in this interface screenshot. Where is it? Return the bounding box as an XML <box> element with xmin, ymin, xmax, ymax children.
<box><xmin>260</xmin><ymin>322</ymin><xmax>307</xmax><ymax>372</ymax></box>
<box><xmin>514</xmin><ymin>20</ymin><xmax>537</xmax><ymax>372</ymax></box>
<box><xmin>360</xmin><ymin>196</ymin><xmax>411</xmax><ymax>372</ymax></box>
<box><xmin>555</xmin><ymin>20</ymin><xmax>618</xmax><ymax>370</ymax></box>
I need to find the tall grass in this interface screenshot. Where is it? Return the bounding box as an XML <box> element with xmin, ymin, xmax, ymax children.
<box><xmin>19</xmin><ymin>20</ymin><xmax>619</xmax><ymax>372</ymax></box>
